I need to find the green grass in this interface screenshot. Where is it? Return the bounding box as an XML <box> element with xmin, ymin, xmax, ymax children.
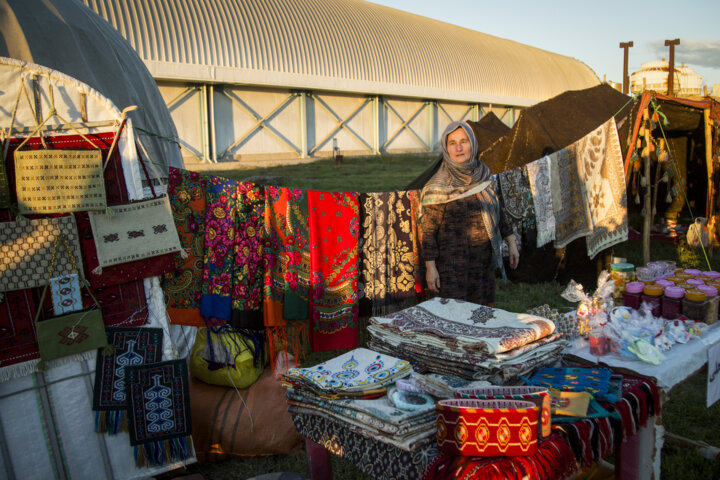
<box><xmin>179</xmin><ymin>155</ymin><xmax>720</xmax><ymax>480</ymax></box>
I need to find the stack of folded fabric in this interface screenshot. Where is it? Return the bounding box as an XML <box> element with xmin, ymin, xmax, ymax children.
<box><xmin>282</xmin><ymin>348</ymin><xmax>491</xmax><ymax>451</ymax></box>
<box><xmin>367</xmin><ymin>298</ymin><xmax>567</xmax><ymax>383</ymax></box>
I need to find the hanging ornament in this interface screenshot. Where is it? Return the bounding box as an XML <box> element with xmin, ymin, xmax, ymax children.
<box><xmin>637</xmin><ymin>138</ymin><xmax>642</xmax><ymax>149</ymax></box>
<box><xmin>660</xmin><ymin>171</ymin><xmax>669</xmax><ymax>183</ymax></box>
<box><xmin>635</xmin><ymin>192</ymin><xmax>641</xmax><ymax>205</ymax></box>
<box><xmin>652</xmin><ymin>206</ymin><xmax>657</xmax><ymax>216</ymax></box>
<box><xmin>633</xmin><ymin>151</ymin><xmax>641</xmax><ymax>171</ymax></box>
<box><xmin>640</xmin><ymin>175</ymin><xmax>647</xmax><ymax>187</ymax></box>
<box><xmin>639</xmin><ymin>125</ymin><xmax>646</xmax><ymax>137</ymax></box>
<box><xmin>666</xmin><ymin>191</ymin><xmax>673</xmax><ymax>203</ymax></box>
<box><xmin>652</xmin><ymin>111</ymin><xmax>660</xmax><ymax>123</ymax></box>
<box><xmin>641</xmin><ymin>146</ymin><xmax>650</xmax><ymax>158</ymax></box>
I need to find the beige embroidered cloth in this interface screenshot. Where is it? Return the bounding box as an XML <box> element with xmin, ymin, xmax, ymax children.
<box><xmin>14</xmin><ymin>149</ymin><xmax>106</xmax><ymax>214</ymax></box>
<box><xmin>89</xmin><ymin>196</ymin><xmax>182</xmax><ymax>268</ymax></box>
<box><xmin>0</xmin><ymin>215</ymin><xmax>83</xmax><ymax>292</ymax></box>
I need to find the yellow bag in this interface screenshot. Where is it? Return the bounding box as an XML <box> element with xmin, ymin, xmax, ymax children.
<box><xmin>189</xmin><ymin>327</ymin><xmax>266</xmax><ymax>389</ymax></box>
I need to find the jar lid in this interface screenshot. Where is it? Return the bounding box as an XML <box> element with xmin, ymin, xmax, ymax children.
<box><xmin>664</xmin><ymin>286</ymin><xmax>685</xmax><ymax>298</ymax></box>
<box><xmin>698</xmin><ymin>285</ymin><xmax>718</xmax><ymax>297</ymax></box>
<box><xmin>655</xmin><ymin>279</ymin><xmax>675</xmax><ymax>288</ymax></box>
<box><xmin>625</xmin><ymin>281</ymin><xmax>645</xmax><ymax>294</ymax></box>
<box><xmin>676</xmin><ymin>273</ymin><xmax>694</xmax><ymax>280</ymax></box>
<box><xmin>666</xmin><ymin>276</ymin><xmax>682</xmax><ymax>284</ymax></box>
<box><xmin>643</xmin><ymin>284</ymin><xmax>664</xmax><ymax>296</ymax></box>
<box><xmin>703</xmin><ymin>271</ymin><xmax>720</xmax><ymax>279</ymax></box>
<box><xmin>678</xmin><ymin>283</ymin><xmax>695</xmax><ymax>291</ymax></box>
<box><xmin>611</xmin><ymin>263</ymin><xmax>634</xmax><ymax>273</ymax></box>
<box><xmin>685</xmin><ymin>289</ymin><xmax>708</xmax><ymax>301</ymax></box>
<box><xmin>684</xmin><ymin>268</ymin><xmax>702</xmax><ymax>276</ymax></box>
<box><xmin>687</xmin><ymin>279</ymin><xmax>705</xmax><ymax>286</ymax></box>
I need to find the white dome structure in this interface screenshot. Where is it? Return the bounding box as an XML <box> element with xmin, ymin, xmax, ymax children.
<box><xmin>630</xmin><ymin>60</ymin><xmax>703</xmax><ymax>97</ymax></box>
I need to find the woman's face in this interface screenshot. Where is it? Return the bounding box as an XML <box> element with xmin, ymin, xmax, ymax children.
<box><xmin>446</xmin><ymin>128</ymin><xmax>472</xmax><ymax>164</ymax></box>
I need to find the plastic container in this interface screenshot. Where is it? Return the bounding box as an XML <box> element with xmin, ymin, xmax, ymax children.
<box><xmin>662</xmin><ymin>286</ymin><xmax>685</xmax><ymax>320</ymax></box>
<box><xmin>684</xmin><ymin>268</ymin><xmax>702</xmax><ymax>277</ymax></box>
<box><xmin>635</xmin><ymin>266</ymin><xmax>655</xmax><ymax>284</ymax></box>
<box><xmin>610</xmin><ymin>263</ymin><xmax>635</xmax><ymax>299</ymax></box>
<box><xmin>655</xmin><ymin>279</ymin><xmax>675</xmax><ymax>288</ymax></box>
<box><xmin>588</xmin><ymin>326</ymin><xmax>610</xmax><ymax>356</ymax></box>
<box><xmin>697</xmin><ymin>285</ymin><xmax>719</xmax><ymax>325</ymax></box>
<box><xmin>641</xmin><ymin>284</ymin><xmax>664</xmax><ymax>317</ymax></box>
<box><xmin>687</xmin><ymin>278</ymin><xmax>705</xmax><ymax>287</ymax></box>
<box><xmin>623</xmin><ymin>281</ymin><xmax>645</xmax><ymax>309</ymax></box>
<box><xmin>703</xmin><ymin>271</ymin><xmax>720</xmax><ymax>280</ymax></box>
<box><xmin>682</xmin><ymin>290</ymin><xmax>709</xmax><ymax>322</ymax></box>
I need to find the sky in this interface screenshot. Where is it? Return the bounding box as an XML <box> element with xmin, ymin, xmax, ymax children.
<box><xmin>369</xmin><ymin>0</ymin><xmax>720</xmax><ymax>90</ymax></box>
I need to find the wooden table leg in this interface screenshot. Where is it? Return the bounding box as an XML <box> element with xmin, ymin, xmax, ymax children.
<box><xmin>305</xmin><ymin>438</ymin><xmax>332</xmax><ymax>480</ymax></box>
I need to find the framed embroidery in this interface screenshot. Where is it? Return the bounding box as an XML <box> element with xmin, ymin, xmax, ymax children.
<box><xmin>0</xmin><ymin>215</ymin><xmax>83</xmax><ymax>292</ymax></box>
<box><xmin>14</xmin><ymin>149</ymin><xmax>106</xmax><ymax>214</ymax></box>
<box><xmin>88</xmin><ymin>196</ymin><xmax>182</xmax><ymax>268</ymax></box>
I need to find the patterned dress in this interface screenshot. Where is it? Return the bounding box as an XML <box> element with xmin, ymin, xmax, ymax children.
<box><xmin>421</xmin><ymin>195</ymin><xmax>512</xmax><ymax>305</ymax></box>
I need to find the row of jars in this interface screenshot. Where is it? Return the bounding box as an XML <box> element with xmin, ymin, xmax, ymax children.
<box><xmin>622</xmin><ymin>280</ymin><xmax>719</xmax><ymax>324</ymax></box>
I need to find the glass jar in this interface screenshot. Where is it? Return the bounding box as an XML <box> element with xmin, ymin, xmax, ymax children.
<box><xmin>641</xmin><ymin>284</ymin><xmax>663</xmax><ymax>317</ymax></box>
<box><xmin>697</xmin><ymin>285</ymin><xmax>719</xmax><ymax>325</ymax></box>
<box><xmin>703</xmin><ymin>271</ymin><xmax>720</xmax><ymax>281</ymax></box>
<box><xmin>635</xmin><ymin>266</ymin><xmax>655</xmax><ymax>284</ymax></box>
<box><xmin>588</xmin><ymin>325</ymin><xmax>610</xmax><ymax>356</ymax></box>
<box><xmin>662</xmin><ymin>286</ymin><xmax>685</xmax><ymax>320</ymax></box>
<box><xmin>610</xmin><ymin>263</ymin><xmax>635</xmax><ymax>299</ymax></box>
<box><xmin>682</xmin><ymin>290</ymin><xmax>709</xmax><ymax>322</ymax></box>
<box><xmin>623</xmin><ymin>281</ymin><xmax>645</xmax><ymax>309</ymax></box>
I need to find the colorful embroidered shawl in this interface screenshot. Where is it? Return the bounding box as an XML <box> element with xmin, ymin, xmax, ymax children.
<box><xmin>201</xmin><ymin>176</ymin><xmax>238</xmax><ymax>322</ymax></box>
<box><xmin>308</xmin><ymin>191</ymin><xmax>360</xmax><ymax>351</ymax></box>
<box><xmin>358</xmin><ymin>191</ymin><xmax>422</xmax><ymax>315</ymax></box>
<box><xmin>232</xmin><ymin>182</ymin><xmax>265</xmax><ymax>329</ymax></box>
<box><xmin>578</xmin><ymin>118</ymin><xmax>628</xmax><ymax>258</ymax></box>
<box><xmin>526</xmin><ymin>156</ymin><xmax>556</xmax><ymax>248</ymax></box>
<box><xmin>263</xmin><ymin>186</ymin><xmax>311</xmax><ymax>363</ymax></box>
<box><xmin>497</xmin><ymin>166</ymin><xmax>536</xmax><ymax>253</ymax></box>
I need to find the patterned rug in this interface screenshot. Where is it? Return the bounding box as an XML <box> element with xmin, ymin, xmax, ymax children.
<box><xmin>358</xmin><ymin>191</ymin><xmax>422</xmax><ymax>315</ymax></box>
<box><xmin>526</xmin><ymin>156</ymin><xmax>556</xmax><ymax>248</ymax></box>
<box><xmin>550</xmin><ymin>147</ymin><xmax>593</xmax><ymax>249</ymax></box>
<box><xmin>92</xmin><ymin>327</ymin><xmax>164</xmax><ymax>433</ymax></box>
<box><xmin>125</xmin><ymin>359</ymin><xmax>193</xmax><ymax>467</ymax></box>
<box><xmin>308</xmin><ymin>191</ymin><xmax>360</xmax><ymax>352</ymax></box>
<box><xmin>162</xmin><ymin>167</ymin><xmax>206</xmax><ymax>327</ymax></box>
<box><xmin>578</xmin><ymin>118</ymin><xmax>628</xmax><ymax>258</ymax></box>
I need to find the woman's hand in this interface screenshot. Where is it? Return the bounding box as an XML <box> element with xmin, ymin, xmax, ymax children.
<box><xmin>505</xmin><ymin>235</ymin><xmax>519</xmax><ymax>270</ymax></box>
<box><xmin>425</xmin><ymin>260</ymin><xmax>440</xmax><ymax>293</ymax></box>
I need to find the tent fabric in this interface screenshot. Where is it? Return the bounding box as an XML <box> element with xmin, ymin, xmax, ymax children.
<box><xmin>405</xmin><ymin>112</ymin><xmax>511</xmax><ymax>190</ymax></box>
<box><xmin>0</xmin><ymin>0</ymin><xmax>183</xmax><ymax>182</ymax></box>
<box><xmin>479</xmin><ymin>84</ymin><xmax>634</xmax><ymax>175</ymax></box>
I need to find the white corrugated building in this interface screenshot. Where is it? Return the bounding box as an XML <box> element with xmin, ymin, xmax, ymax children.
<box><xmin>82</xmin><ymin>0</ymin><xmax>600</xmax><ymax>166</ymax></box>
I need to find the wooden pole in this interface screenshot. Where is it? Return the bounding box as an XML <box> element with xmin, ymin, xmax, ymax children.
<box><xmin>705</xmin><ymin>107</ymin><xmax>715</xmax><ymax>249</ymax></box>
<box><xmin>619</xmin><ymin>41</ymin><xmax>634</xmax><ymax>94</ymax></box>
<box><xmin>643</xmin><ymin>108</ymin><xmax>652</xmax><ymax>264</ymax></box>
<box><xmin>665</xmin><ymin>38</ymin><xmax>680</xmax><ymax>96</ymax></box>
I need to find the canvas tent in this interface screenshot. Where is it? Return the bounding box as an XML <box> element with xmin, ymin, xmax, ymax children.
<box><xmin>0</xmin><ymin>0</ymin><xmax>183</xmax><ymax>182</ymax></box>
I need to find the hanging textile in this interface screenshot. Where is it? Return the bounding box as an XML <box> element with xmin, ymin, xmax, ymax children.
<box><xmin>125</xmin><ymin>359</ymin><xmax>193</xmax><ymax>467</ymax></box>
<box><xmin>358</xmin><ymin>191</ymin><xmax>422</xmax><ymax>316</ymax></box>
<box><xmin>308</xmin><ymin>191</ymin><xmax>360</xmax><ymax>352</ymax></box>
<box><xmin>88</xmin><ymin>196</ymin><xmax>183</xmax><ymax>269</ymax></box>
<box><xmin>0</xmin><ymin>215</ymin><xmax>83</xmax><ymax>293</ymax></box>
<box><xmin>232</xmin><ymin>181</ymin><xmax>265</xmax><ymax>329</ymax></box>
<box><xmin>14</xmin><ymin>149</ymin><xmax>106</xmax><ymax>214</ymax></box>
<box><xmin>497</xmin><ymin>167</ymin><xmax>537</xmax><ymax>252</ymax></box>
<box><xmin>49</xmin><ymin>273</ymin><xmax>83</xmax><ymax>315</ymax></box>
<box><xmin>263</xmin><ymin>186</ymin><xmax>311</xmax><ymax>365</ymax></box>
<box><xmin>526</xmin><ymin>156</ymin><xmax>556</xmax><ymax>248</ymax></box>
<box><xmin>550</xmin><ymin>148</ymin><xmax>592</xmax><ymax>249</ymax></box>
<box><xmin>201</xmin><ymin>175</ymin><xmax>238</xmax><ymax>322</ymax></box>
<box><xmin>0</xmin><ymin>147</ymin><xmax>10</xmax><ymax>208</ymax></box>
<box><xmin>579</xmin><ymin>118</ymin><xmax>628</xmax><ymax>258</ymax></box>
<box><xmin>92</xmin><ymin>327</ymin><xmax>164</xmax><ymax>434</ymax></box>
<box><xmin>162</xmin><ymin>167</ymin><xmax>207</xmax><ymax>327</ymax></box>
<box><xmin>0</xmin><ymin>289</ymin><xmax>39</xmax><ymax>378</ymax></box>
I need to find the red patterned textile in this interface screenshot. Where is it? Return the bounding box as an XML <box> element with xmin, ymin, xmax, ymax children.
<box><xmin>0</xmin><ymin>289</ymin><xmax>39</xmax><ymax>368</ymax></box>
<box><xmin>307</xmin><ymin>191</ymin><xmax>359</xmax><ymax>352</ymax></box>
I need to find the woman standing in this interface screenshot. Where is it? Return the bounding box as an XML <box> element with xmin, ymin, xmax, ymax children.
<box><xmin>421</xmin><ymin>121</ymin><xmax>518</xmax><ymax>306</ymax></box>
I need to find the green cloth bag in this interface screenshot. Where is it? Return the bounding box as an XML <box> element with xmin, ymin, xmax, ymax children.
<box><xmin>34</xmin><ymin>232</ymin><xmax>108</xmax><ymax>363</ymax></box>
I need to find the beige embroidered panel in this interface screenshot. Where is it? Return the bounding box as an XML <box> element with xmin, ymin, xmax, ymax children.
<box><xmin>89</xmin><ymin>196</ymin><xmax>182</xmax><ymax>268</ymax></box>
<box><xmin>14</xmin><ymin>149</ymin><xmax>106</xmax><ymax>214</ymax></box>
<box><xmin>0</xmin><ymin>215</ymin><xmax>84</xmax><ymax>292</ymax></box>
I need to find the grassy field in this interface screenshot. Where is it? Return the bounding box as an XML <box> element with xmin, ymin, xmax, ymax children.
<box><xmin>180</xmin><ymin>154</ymin><xmax>720</xmax><ymax>480</ymax></box>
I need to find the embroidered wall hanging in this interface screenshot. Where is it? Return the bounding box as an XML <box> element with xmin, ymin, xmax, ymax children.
<box><xmin>92</xmin><ymin>327</ymin><xmax>164</xmax><ymax>433</ymax></box>
<box><xmin>50</xmin><ymin>273</ymin><xmax>83</xmax><ymax>315</ymax></box>
<box><xmin>162</xmin><ymin>167</ymin><xmax>206</xmax><ymax>327</ymax></box>
<box><xmin>308</xmin><ymin>191</ymin><xmax>360</xmax><ymax>352</ymax></box>
<box><xmin>125</xmin><ymin>359</ymin><xmax>193</xmax><ymax>467</ymax></box>
<box><xmin>88</xmin><ymin>196</ymin><xmax>183</xmax><ymax>268</ymax></box>
<box><xmin>0</xmin><ymin>215</ymin><xmax>83</xmax><ymax>293</ymax></box>
<box><xmin>526</xmin><ymin>156</ymin><xmax>556</xmax><ymax>248</ymax></box>
<box><xmin>0</xmin><ymin>288</ymin><xmax>39</xmax><ymax>378</ymax></box>
<box><xmin>14</xmin><ymin>149</ymin><xmax>106</xmax><ymax>214</ymax></box>
<box><xmin>436</xmin><ymin>399</ymin><xmax>538</xmax><ymax>457</ymax></box>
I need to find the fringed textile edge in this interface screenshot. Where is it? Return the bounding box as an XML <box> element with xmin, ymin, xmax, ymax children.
<box><xmin>94</xmin><ymin>410</ymin><xmax>128</xmax><ymax>434</ymax></box>
<box><xmin>134</xmin><ymin>436</ymin><xmax>192</xmax><ymax>468</ymax></box>
<box><xmin>0</xmin><ymin>349</ymin><xmax>97</xmax><ymax>383</ymax></box>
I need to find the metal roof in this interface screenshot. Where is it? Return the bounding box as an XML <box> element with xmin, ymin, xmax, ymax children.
<box><xmin>81</xmin><ymin>0</ymin><xmax>600</xmax><ymax>106</ymax></box>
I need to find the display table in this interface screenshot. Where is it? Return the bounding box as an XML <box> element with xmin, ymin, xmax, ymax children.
<box><xmin>293</xmin><ymin>375</ymin><xmax>659</xmax><ymax>480</ymax></box>
<box><xmin>565</xmin><ymin>322</ymin><xmax>720</xmax><ymax>391</ymax></box>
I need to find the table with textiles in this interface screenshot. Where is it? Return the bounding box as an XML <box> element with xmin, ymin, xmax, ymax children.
<box><xmin>292</xmin><ymin>373</ymin><xmax>659</xmax><ymax>480</ymax></box>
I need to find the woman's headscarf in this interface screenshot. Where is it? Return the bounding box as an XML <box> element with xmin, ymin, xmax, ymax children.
<box><xmin>420</xmin><ymin>121</ymin><xmax>506</xmax><ymax>274</ymax></box>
